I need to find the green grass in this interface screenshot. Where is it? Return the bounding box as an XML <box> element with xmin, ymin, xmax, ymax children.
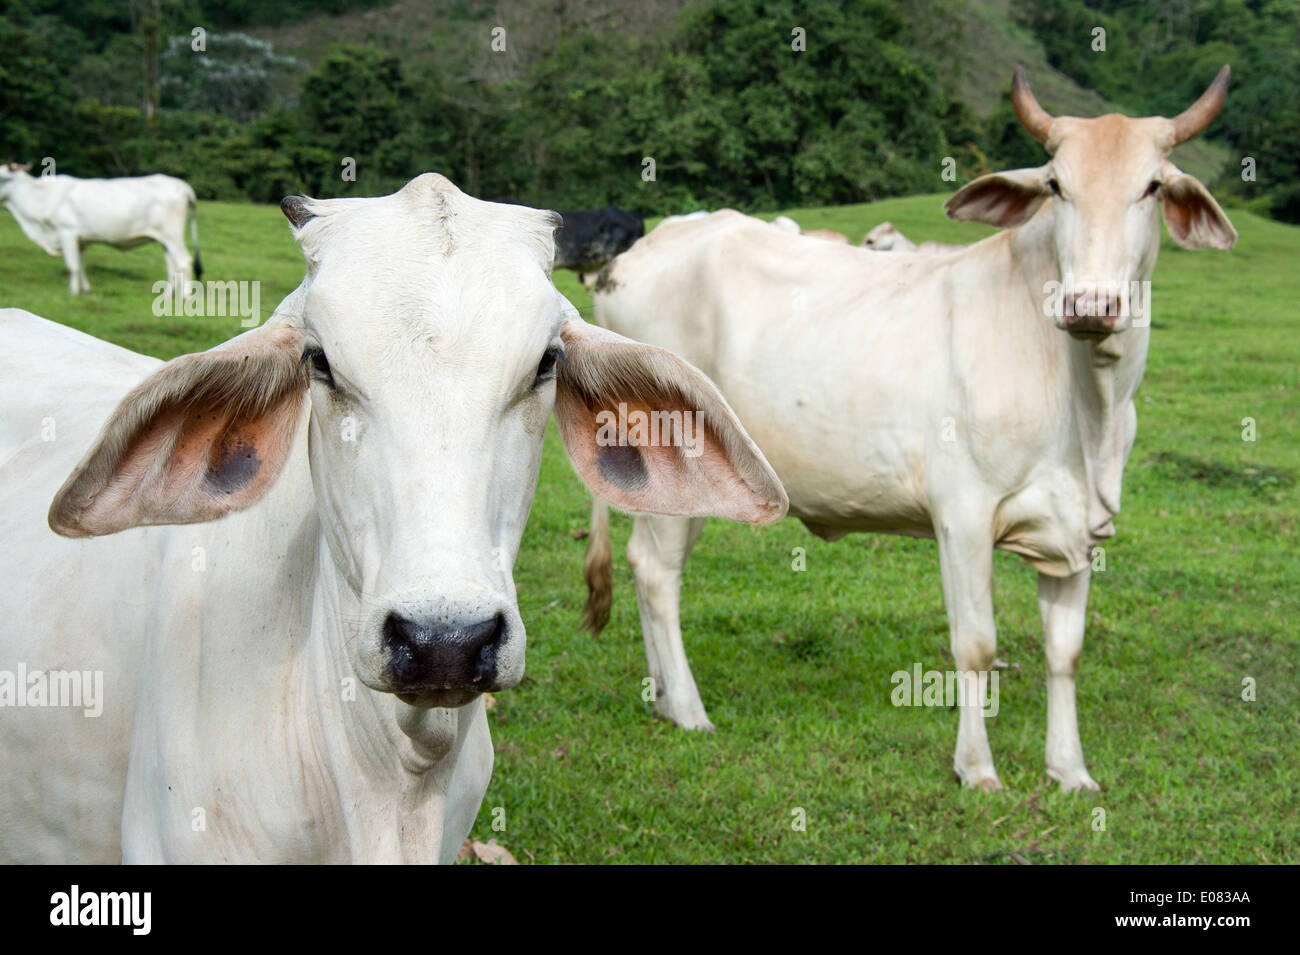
<box><xmin>2</xmin><ymin>194</ymin><xmax>1296</xmax><ymax>864</ymax></box>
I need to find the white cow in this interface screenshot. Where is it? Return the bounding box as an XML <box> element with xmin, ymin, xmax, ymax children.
<box><xmin>861</xmin><ymin>221</ymin><xmax>962</xmax><ymax>253</ymax></box>
<box><xmin>583</xmin><ymin>69</ymin><xmax>1237</xmax><ymax>791</ymax></box>
<box><xmin>0</xmin><ymin>173</ymin><xmax>786</xmax><ymax>863</ymax></box>
<box><xmin>0</xmin><ymin>164</ymin><xmax>201</xmax><ymax>295</ymax></box>
<box><xmin>861</xmin><ymin>221</ymin><xmax>915</xmax><ymax>249</ymax></box>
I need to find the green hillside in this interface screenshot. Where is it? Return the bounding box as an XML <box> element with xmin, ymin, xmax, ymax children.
<box><xmin>245</xmin><ymin>0</ymin><xmax>1232</xmax><ymax>185</ymax></box>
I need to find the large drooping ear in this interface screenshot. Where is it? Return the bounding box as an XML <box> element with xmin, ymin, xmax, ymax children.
<box><xmin>944</xmin><ymin>167</ymin><xmax>1051</xmax><ymax>228</ymax></box>
<box><xmin>49</xmin><ymin>322</ymin><xmax>308</xmax><ymax>538</ymax></box>
<box><xmin>1159</xmin><ymin>161</ymin><xmax>1237</xmax><ymax>251</ymax></box>
<box><xmin>554</xmin><ymin>319</ymin><xmax>787</xmax><ymax>524</ymax></box>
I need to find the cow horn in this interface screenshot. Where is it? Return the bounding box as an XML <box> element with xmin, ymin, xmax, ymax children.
<box><xmin>1171</xmin><ymin>64</ymin><xmax>1230</xmax><ymax>145</ymax></box>
<box><xmin>1011</xmin><ymin>68</ymin><xmax>1053</xmax><ymax>144</ymax></box>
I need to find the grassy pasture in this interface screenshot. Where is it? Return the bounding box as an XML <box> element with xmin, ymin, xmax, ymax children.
<box><xmin>1</xmin><ymin>193</ymin><xmax>1296</xmax><ymax>863</ymax></box>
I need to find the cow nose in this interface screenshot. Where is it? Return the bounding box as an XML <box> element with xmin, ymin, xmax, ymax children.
<box><xmin>382</xmin><ymin>612</ymin><xmax>506</xmax><ymax>691</ymax></box>
<box><xmin>1072</xmin><ymin>291</ymin><xmax>1119</xmax><ymax>321</ymax></box>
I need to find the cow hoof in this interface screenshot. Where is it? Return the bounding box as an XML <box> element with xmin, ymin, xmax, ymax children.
<box><xmin>657</xmin><ymin>709</ymin><xmax>716</xmax><ymax>732</ymax></box>
<box><xmin>955</xmin><ymin>769</ymin><xmax>1004</xmax><ymax>792</ymax></box>
<box><xmin>1048</xmin><ymin>768</ymin><xmax>1101</xmax><ymax>792</ymax></box>
<box><xmin>674</xmin><ymin>716</ymin><xmax>716</xmax><ymax>733</ymax></box>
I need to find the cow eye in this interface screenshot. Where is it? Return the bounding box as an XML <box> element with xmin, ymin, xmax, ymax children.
<box><xmin>533</xmin><ymin>346</ymin><xmax>561</xmax><ymax>387</ymax></box>
<box><xmin>1048</xmin><ymin>178</ymin><xmax>1062</xmax><ymax>197</ymax></box>
<box><xmin>1146</xmin><ymin>180</ymin><xmax>1162</xmax><ymax>198</ymax></box>
<box><xmin>302</xmin><ymin>346</ymin><xmax>335</xmax><ymax>389</ymax></box>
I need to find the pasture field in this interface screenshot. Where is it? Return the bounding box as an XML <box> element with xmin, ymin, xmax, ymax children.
<box><xmin>1</xmin><ymin>194</ymin><xmax>1296</xmax><ymax>864</ymax></box>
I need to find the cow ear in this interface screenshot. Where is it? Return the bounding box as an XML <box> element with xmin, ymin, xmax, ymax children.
<box><xmin>1160</xmin><ymin>163</ymin><xmax>1237</xmax><ymax>250</ymax></box>
<box><xmin>49</xmin><ymin>323</ymin><xmax>308</xmax><ymax>538</ymax></box>
<box><xmin>554</xmin><ymin>319</ymin><xmax>787</xmax><ymax>524</ymax></box>
<box><xmin>944</xmin><ymin>167</ymin><xmax>1051</xmax><ymax>228</ymax></box>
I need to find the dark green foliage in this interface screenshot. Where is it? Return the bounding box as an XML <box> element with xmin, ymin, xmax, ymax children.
<box><xmin>1</xmin><ymin>0</ymin><xmax>1296</xmax><ymax>219</ymax></box>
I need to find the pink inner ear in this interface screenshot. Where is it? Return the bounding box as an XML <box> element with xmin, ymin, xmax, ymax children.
<box><xmin>76</xmin><ymin>389</ymin><xmax>303</xmax><ymax>534</ymax></box>
<box><xmin>947</xmin><ymin>173</ymin><xmax>1046</xmax><ymax>228</ymax></box>
<box><xmin>175</xmin><ymin>399</ymin><xmax>297</xmax><ymax>499</ymax></box>
<box><xmin>556</xmin><ymin>390</ymin><xmax>779</xmax><ymax>523</ymax></box>
<box><xmin>1163</xmin><ymin>191</ymin><xmax>1193</xmax><ymax>238</ymax></box>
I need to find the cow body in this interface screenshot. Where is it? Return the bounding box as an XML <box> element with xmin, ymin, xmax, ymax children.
<box><xmin>0</xmin><ymin>175</ymin><xmax>785</xmax><ymax>862</ymax></box>
<box><xmin>602</xmin><ymin>208</ymin><xmax>1135</xmax><ymax>571</ymax></box>
<box><xmin>0</xmin><ymin>167</ymin><xmax>200</xmax><ymax>295</ymax></box>
<box><xmin>585</xmin><ymin>71</ymin><xmax>1237</xmax><ymax>790</ymax></box>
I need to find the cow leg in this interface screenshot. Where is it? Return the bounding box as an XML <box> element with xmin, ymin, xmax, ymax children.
<box><xmin>162</xmin><ymin>240</ymin><xmax>192</xmax><ymax>298</ymax></box>
<box><xmin>935</xmin><ymin>508</ymin><xmax>1001</xmax><ymax>790</ymax></box>
<box><xmin>626</xmin><ymin>513</ymin><xmax>712</xmax><ymax>730</ymax></box>
<box><xmin>1037</xmin><ymin>570</ymin><xmax>1099</xmax><ymax>791</ymax></box>
<box><xmin>59</xmin><ymin>234</ymin><xmax>85</xmax><ymax>295</ymax></box>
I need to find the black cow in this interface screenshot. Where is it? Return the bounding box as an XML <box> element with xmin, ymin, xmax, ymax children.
<box><xmin>552</xmin><ymin>207</ymin><xmax>644</xmax><ymax>284</ymax></box>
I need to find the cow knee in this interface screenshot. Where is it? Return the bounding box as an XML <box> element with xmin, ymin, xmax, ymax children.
<box><xmin>1044</xmin><ymin>638</ymin><xmax>1081</xmax><ymax>677</ymax></box>
<box><xmin>953</xmin><ymin>632</ymin><xmax>996</xmax><ymax>673</ymax></box>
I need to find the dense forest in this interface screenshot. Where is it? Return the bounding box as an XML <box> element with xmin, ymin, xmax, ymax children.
<box><xmin>1</xmin><ymin>0</ymin><xmax>1296</xmax><ymax>220</ymax></box>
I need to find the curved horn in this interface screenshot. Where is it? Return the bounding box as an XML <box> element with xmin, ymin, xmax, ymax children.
<box><xmin>1011</xmin><ymin>67</ymin><xmax>1053</xmax><ymax>144</ymax></box>
<box><xmin>1171</xmin><ymin>64</ymin><xmax>1230</xmax><ymax>145</ymax></box>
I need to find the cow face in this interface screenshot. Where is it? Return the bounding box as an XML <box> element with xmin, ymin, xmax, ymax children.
<box><xmin>48</xmin><ymin>174</ymin><xmax>787</xmax><ymax>710</ymax></box>
<box><xmin>862</xmin><ymin>222</ymin><xmax>908</xmax><ymax>250</ymax></box>
<box><xmin>0</xmin><ymin>163</ymin><xmax>31</xmax><ymax>198</ymax></box>
<box><xmin>946</xmin><ymin>67</ymin><xmax>1237</xmax><ymax>336</ymax></box>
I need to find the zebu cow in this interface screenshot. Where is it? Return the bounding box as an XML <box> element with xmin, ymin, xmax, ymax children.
<box><xmin>0</xmin><ymin>173</ymin><xmax>786</xmax><ymax>863</ymax></box>
<box><xmin>584</xmin><ymin>69</ymin><xmax>1237</xmax><ymax>791</ymax></box>
<box><xmin>861</xmin><ymin>221</ymin><xmax>962</xmax><ymax>253</ymax></box>
<box><xmin>0</xmin><ymin>165</ymin><xmax>201</xmax><ymax>295</ymax></box>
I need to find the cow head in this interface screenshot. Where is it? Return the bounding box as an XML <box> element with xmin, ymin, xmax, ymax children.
<box><xmin>945</xmin><ymin>67</ymin><xmax>1237</xmax><ymax>336</ymax></box>
<box><xmin>861</xmin><ymin>222</ymin><xmax>910</xmax><ymax>250</ymax></box>
<box><xmin>0</xmin><ymin>162</ymin><xmax>33</xmax><ymax>198</ymax></box>
<box><xmin>48</xmin><ymin>173</ymin><xmax>787</xmax><ymax>709</ymax></box>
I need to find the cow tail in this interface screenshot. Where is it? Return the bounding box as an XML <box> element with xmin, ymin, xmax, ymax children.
<box><xmin>189</xmin><ymin>194</ymin><xmax>203</xmax><ymax>281</ymax></box>
<box><xmin>581</xmin><ymin>497</ymin><xmax>613</xmax><ymax>636</ymax></box>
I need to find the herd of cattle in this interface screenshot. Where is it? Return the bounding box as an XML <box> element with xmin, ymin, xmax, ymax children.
<box><xmin>0</xmin><ymin>67</ymin><xmax>1239</xmax><ymax>863</ymax></box>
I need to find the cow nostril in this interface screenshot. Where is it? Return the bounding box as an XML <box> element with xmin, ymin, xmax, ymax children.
<box><xmin>382</xmin><ymin>611</ymin><xmax>507</xmax><ymax>690</ymax></box>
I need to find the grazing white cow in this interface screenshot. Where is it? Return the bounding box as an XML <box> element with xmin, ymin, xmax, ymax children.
<box><xmin>0</xmin><ymin>164</ymin><xmax>200</xmax><ymax>295</ymax></box>
<box><xmin>861</xmin><ymin>221</ymin><xmax>962</xmax><ymax>253</ymax></box>
<box><xmin>0</xmin><ymin>173</ymin><xmax>786</xmax><ymax>863</ymax></box>
<box><xmin>584</xmin><ymin>69</ymin><xmax>1237</xmax><ymax>791</ymax></box>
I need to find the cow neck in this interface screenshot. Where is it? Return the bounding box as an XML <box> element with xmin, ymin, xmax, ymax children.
<box><xmin>1008</xmin><ymin>208</ymin><xmax>1152</xmax><ymax>542</ymax></box>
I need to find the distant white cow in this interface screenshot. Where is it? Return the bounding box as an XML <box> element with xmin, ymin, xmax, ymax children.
<box><xmin>584</xmin><ymin>69</ymin><xmax>1237</xmax><ymax>792</ymax></box>
<box><xmin>0</xmin><ymin>164</ymin><xmax>201</xmax><ymax>295</ymax></box>
<box><xmin>861</xmin><ymin>221</ymin><xmax>962</xmax><ymax>253</ymax></box>
<box><xmin>0</xmin><ymin>173</ymin><xmax>786</xmax><ymax>863</ymax></box>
